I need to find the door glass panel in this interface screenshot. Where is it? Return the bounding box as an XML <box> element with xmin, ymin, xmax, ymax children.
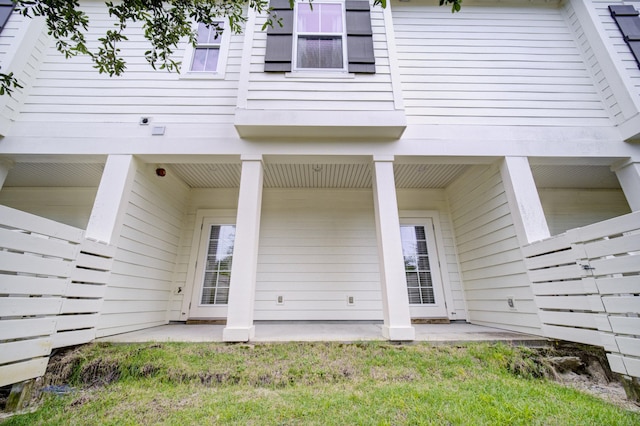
<box><xmin>200</xmin><ymin>225</ymin><xmax>235</xmax><ymax>305</ymax></box>
<box><xmin>401</xmin><ymin>226</ymin><xmax>435</xmax><ymax>305</ymax></box>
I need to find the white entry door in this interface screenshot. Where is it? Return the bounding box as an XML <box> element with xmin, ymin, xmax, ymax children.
<box><xmin>400</xmin><ymin>218</ymin><xmax>448</xmax><ymax>318</ymax></box>
<box><xmin>188</xmin><ymin>218</ymin><xmax>236</xmax><ymax>319</ymax></box>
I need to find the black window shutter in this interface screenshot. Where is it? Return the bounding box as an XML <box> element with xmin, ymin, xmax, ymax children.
<box><xmin>265</xmin><ymin>0</ymin><xmax>294</xmax><ymax>72</ymax></box>
<box><xmin>264</xmin><ymin>0</ymin><xmax>376</xmax><ymax>73</ymax></box>
<box><xmin>346</xmin><ymin>0</ymin><xmax>375</xmax><ymax>73</ymax></box>
<box><xmin>610</xmin><ymin>5</ymin><xmax>640</xmax><ymax>68</ymax></box>
<box><xmin>0</xmin><ymin>0</ymin><xmax>14</xmax><ymax>33</ymax></box>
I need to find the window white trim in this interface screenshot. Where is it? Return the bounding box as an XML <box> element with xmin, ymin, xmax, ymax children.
<box><xmin>181</xmin><ymin>209</ymin><xmax>237</xmax><ymax>320</ymax></box>
<box><xmin>181</xmin><ymin>20</ymin><xmax>231</xmax><ymax>79</ymax></box>
<box><xmin>292</xmin><ymin>0</ymin><xmax>348</xmax><ymax>72</ymax></box>
<box><xmin>399</xmin><ymin>210</ymin><xmax>456</xmax><ymax>319</ymax></box>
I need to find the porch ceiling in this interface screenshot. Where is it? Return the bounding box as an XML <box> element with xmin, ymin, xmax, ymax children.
<box><xmin>168</xmin><ymin>163</ymin><xmax>471</xmax><ymax>189</ymax></box>
<box><xmin>3</xmin><ymin>162</ymin><xmax>104</xmax><ymax>187</ymax></box>
<box><xmin>531</xmin><ymin>165</ymin><xmax>621</xmax><ymax>189</ymax></box>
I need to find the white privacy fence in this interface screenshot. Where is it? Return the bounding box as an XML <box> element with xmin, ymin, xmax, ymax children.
<box><xmin>0</xmin><ymin>205</ymin><xmax>115</xmax><ymax>387</ymax></box>
<box><xmin>523</xmin><ymin>211</ymin><xmax>640</xmax><ymax>379</ymax></box>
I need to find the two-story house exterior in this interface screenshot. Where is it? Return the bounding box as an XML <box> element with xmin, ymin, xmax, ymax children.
<box><xmin>0</xmin><ymin>0</ymin><xmax>639</xmax><ymax>387</ymax></box>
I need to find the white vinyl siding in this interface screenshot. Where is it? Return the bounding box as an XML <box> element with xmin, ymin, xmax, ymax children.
<box><xmin>592</xmin><ymin>0</ymin><xmax>640</xmax><ymax>100</ymax></box>
<box><xmin>392</xmin><ymin>2</ymin><xmax>611</xmax><ymax>127</ymax></box>
<box><xmin>538</xmin><ymin>188</ymin><xmax>631</xmax><ymax>235</ymax></box>
<box><xmin>565</xmin><ymin>1</ymin><xmax>623</xmax><ymax>123</ymax></box>
<box><xmin>254</xmin><ymin>189</ymin><xmax>383</xmax><ymax>320</ymax></box>
<box><xmin>243</xmin><ymin>4</ymin><xmax>395</xmax><ymax>112</ymax></box>
<box><xmin>447</xmin><ymin>164</ymin><xmax>542</xmax><ymax>335</ymax></box>
<box><xmin>17</xmin><ymin>1</ymin><xmax>243</xmax><ymax>126</ymax></box>
<box><xmin>0</xmin><ymin>187</ymin><xmax>97</xmax><ymax>229</ymax></box>
<box><xmin>97</xmin><ymin>168</ymin><xmax>188</xmax><ymax>337</ymax></box>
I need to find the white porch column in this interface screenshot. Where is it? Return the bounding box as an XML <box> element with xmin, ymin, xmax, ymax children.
<box><xmin>0</xmin><ymin>159</ymin><xmax>14</xmax><ymax>190</ymax></box>
<box><xmin>612</xmin><ymin>160</ymin><xmax>640</xmax><ymax>212</ymax></box>
<box><xmin>372</xmin><ymin>156</ymin><xmax>415</xmax><ymax>341</ymax></box>
<box><xmin>500</xmin><ymin>157</ymin><xmax>550</xmax><ymax>245</ymax></box>
<box><xmin>85</xmin><ymin>155</ymin><xmax>138</xmax><ymax>245</ymax></box>
<box><xmin>223</xmin><ymin>155</ymin><xmax>264</xmax><ymax>342</ymax></box>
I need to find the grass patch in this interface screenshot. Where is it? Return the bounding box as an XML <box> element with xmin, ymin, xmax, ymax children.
<box><xmin>3</xmin><ymin>342</ymin><xmax>639</xmax><ymax>425</ymax></box>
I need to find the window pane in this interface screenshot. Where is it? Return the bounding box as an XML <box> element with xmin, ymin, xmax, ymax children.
<box><xmin>191</xmin><ymin>48</ymin><xmax>220</xmax><ymax>72</ymax></box>
<box><xmin>197</xmin><ymin>22</ymin><xmax>223</xmax><ymax>45</ymax></box>
<box><xmin>200</xmin><ymin>225</ymin><xmax>235</xmax><ymax>305</ymax></box>
<box><xmin>297</xmin><ymin>3</ymin><xmax>319</xmax><ymax>32</ymax></box>
<box><xmin>297</xmin><ymin>36</ymin><xmax>342</xmax><ymax>68</ymax></box>
<box><xmin>320</xmin><ymin>4</ymin><xmax>342</xmax><ymax>32</ymax></box>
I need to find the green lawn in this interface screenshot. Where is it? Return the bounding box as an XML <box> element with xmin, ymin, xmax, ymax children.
<box><xmin>3</xmin><ymin>342</ymin><xmax>639</xmax><ymax>425</ymax></box>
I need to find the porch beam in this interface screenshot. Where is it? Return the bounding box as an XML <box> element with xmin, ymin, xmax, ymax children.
<box><xmin>223</xmin><ymin>155</ymin><xmax>264</xmax><ymax>342</ymax></box>
<box><xmin>0</xmin><ymin>159</ymin><xmax>14</xmax><ymax>190</ymax></box>
<box><xmin>85</xmin><ymin>155</ymin><xmax>138</xmax><ymax>245</ymax></box>
<box><xmin>612</xmin><ymin>160</ymin><xmax>640</xmax><ymax>211</ymax></box>
<box><xmin>372</xmin><ymin>156</ymin><xmax>415</xmax><ymax>341</ymax></box>
<box><xmin>500</xmin><ymin>156</ymin><xmax>550</xmax><ymax>245</ymax></box>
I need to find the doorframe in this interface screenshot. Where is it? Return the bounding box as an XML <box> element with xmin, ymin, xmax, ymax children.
<box><xmin>399</xmin><ymin>210</ymin><xmax>456</xmax><ymax>320</ymax></box>
<box><xmin>181</xmin><ymin>209</ymin><xmax>237</xmax><ymax>320</ymax></box>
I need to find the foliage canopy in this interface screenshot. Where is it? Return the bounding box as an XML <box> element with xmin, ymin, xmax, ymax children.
<box><xmin>1</xmin><ymin>0</ymin><xmax>462</xmax><ymax>96</ymax></box>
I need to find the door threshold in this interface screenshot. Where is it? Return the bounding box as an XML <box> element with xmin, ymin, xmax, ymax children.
<box><xmin>411</xmin><ymin>318</ymin><xmax>450</xmax><ymax>324</ymax></box>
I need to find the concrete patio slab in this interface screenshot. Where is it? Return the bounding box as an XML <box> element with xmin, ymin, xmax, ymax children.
<box><xmin>97</xmin><ymin>321</ymin><xmax>549</xmax><ymax>345</ymax></box>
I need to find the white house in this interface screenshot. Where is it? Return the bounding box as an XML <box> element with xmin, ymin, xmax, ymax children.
<box><xmin>0</xmin><ymin>0</ymin><xmax>639</xmax><ymax>388</ymax></box>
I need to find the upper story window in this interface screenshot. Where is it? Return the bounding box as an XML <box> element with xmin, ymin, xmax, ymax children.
<box><xmin>191</xmin><ymin>22</ymin><xmax>224</xmax><ymax>72</ymax></box>
<box><xmin>265</xmin><ymin>0</ymin><xmax>375</xmax><ymax>74</ymax></box>
<box><xmin>182</xmin><ymin>21</ymin><xmax>229</xmax><ymax>78</ymax></box>
<box><xmin>0</xmin><ymin>0</ymin><xmax>14</xmax><ymax>33</ymax></box>
<box><xmin>294</xmin><ymin>2</ymin><xmax>346</xmax><ymax>70</ymax></box>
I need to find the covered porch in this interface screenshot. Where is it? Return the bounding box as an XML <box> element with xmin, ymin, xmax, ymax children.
<box><xmin>96</xmin><ymin>321</ymin><xmax>547</xmax><ymax>344</ymax></box>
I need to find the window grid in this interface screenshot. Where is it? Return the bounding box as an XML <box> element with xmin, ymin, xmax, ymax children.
<box><xmin>200</xmin><ymin>225</ymin><xmax>235</xmax><ymax>305</ymax></box>
<box><xmin>190</xmin><ymin>22</ymin><xmax>224</xmax><ymax>72</ymax></box>
<box><xmin>294</xmin><ymin>2</ymin><xmax>347</xmax><ymax>70</ymax></box>
<box><xmin>401</xmin><ymin>226</ymin><xmax>436</xmax><ymax>305</ymax></box>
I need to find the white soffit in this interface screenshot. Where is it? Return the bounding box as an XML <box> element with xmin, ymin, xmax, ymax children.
<box><xmin>531</xmin><ymin>165</ymin><xmax>621</xmax><ymax>189</ymax></box>
<box><xmin>263</xmin><ymin>163</ymin><xmax>372</xmax><ymax>188</ymax></box>
<box><xmin>394</xmin><ymin>164</ymin><xmax>470</xmax><ymax>188</ymax></box>
<box><xmin>5</xmin><ymin>163</ymin><xmax>104</xmax><ymax>187</ymax></box>
<box><xmin>170</xmin><ymin>163</ymin><xmax>241</xmax><ymax>188</ymax></box>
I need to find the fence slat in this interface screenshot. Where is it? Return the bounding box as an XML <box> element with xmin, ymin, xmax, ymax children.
<box><xmin>0</xmin><ymin>338</ymin><xmax>53</xmax><ymax>364</ymax></box>
<box><xmin>71</xmin><ymin>267</ymin><xmax>111</xmax><ymax>285</ymax></box>
<box><xmin>56</xmin><ymin>314</ymin><xmax>100</xmax><ymax>331</ymax></box>
<box><xmin>52</xmin><ymin>329</ymin><xmax>96</xmax><ymax>349</ymax></box>
<box><xmin>617</xmin><ymin>337</ymin><xmax>640</xmax><ymax>358</ymax></box>
<box><xmin>532</xmin><ymin>278</ymin><xmax>598</xmax><ymax>296</ymax></box>
<box><xmin>0</xmin><ymin>275</ymin><xmax>68</xmax><ymax>296</ymax></box>
<box><xmin>0</xmin><ymin>205</ymin><xmax>84</xmax><ymax>242</ymax></box>
<box><xmin>60</xmin><ymin>299</ymin><xmax>103</xmax><ymax>314</ymax></box>
<box><xmin>596</xmin><ymin>276</ymin><xmax>640</xmax><ymax>294</ymax></box>
<box><xmin>609</xmin><ymin>317</ymin><xmax>640</xmax><ymax>335</ymax></box>
<box><xmin>0</xmin><ymin>251</ymin><xmax>74</xmax><ymax>277</ymax></box>
<box><xmin>527</xmin><ymin>264</ymin><xmax>584</xmax><ymax>283</ymax></box>
<box><xmin>535</xmin><ymin>295</ymin><xmax>605</xmax><ymax>312</ymax></box>
<box><xmin>524</xmin><ymin>246</ymin><xmax>579</xmax><ymax>270</ymax></box>
<box><xmin>0</xmin><ymin>318</ymin><xmax>56</xmax><ymax>341</ymax></box>
<box><xmin>0</xmin><ymin>298</ymin><xmax>63</xmax><ymax>317</ymax></box>
<box><xmin>77</xmin><ymin>252</ymin><xmax>113</xmax><ymax>271</ymax></box>
<box><xmin>590</xmin><ymin>255</ymin><xmax>640</xmax><ymax>276</ymax></box>
<box><xmin>66</xmin><ymin>283</ymin><xmax>108</xmax><ymax>299</ymax></box>
<box><xmin>572</xmin><ymin>211</ymin><xmax>640</xmax><ymax>242</ymax></box>
<box><xmin>0</xmin><ymin>227</ymin><xmax>79</xmax><ymax>259</ymax></box>
<box><xmin>584</xmin><ymin>232</ymin><xmax>640</xmax><ymax>258</ymax></box>
<box><xmin>602</xmin><ymin>296</ymin><xmax>640</xmax><ymax>314</ymax></box>
<box><xmin>0</xmin><ymin>358</ymin><xmax>49</xmax><ymax>388</ymax></box>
